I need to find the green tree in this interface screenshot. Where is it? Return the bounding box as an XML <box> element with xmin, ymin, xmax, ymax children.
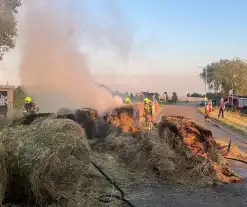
<box><xmin>14</xmin><ymin>85</ymin><xmax>26</xmax><ymax>109</ymax></box>
<box><xmin>172</xmin><ymin>92</ymin><xmax>178</xmax><ymax>103</ymax></box>
<box><xmin>190</xmin><ymin>92</ymin><xmax>203</xmax><ymax>97</ymax></box>
<box><xmin>154</xmin><ymin>92</ymin><xmax>160</xmax><ymax>101</ymax></box>
<box><xmin>200</xmin><ymin>58</ymin><xmax>247</xmax><ymax>95</ymax></box>
<box><xmin>0</xmin><ymin>0</ymin><xmax>22</xmax><ymax>60</ymax></box>
<box><xmin>129</xmin><ymin>92</ymin><xmax>134</xmax><ymax>100</ymax></box>
<box><xmin>186</xmin><ymin>93</ymin><xmax>190</xmax><ymax>97</ymax></box>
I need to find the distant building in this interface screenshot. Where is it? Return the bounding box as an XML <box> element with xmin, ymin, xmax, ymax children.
<box><xmin>0</xmin><ymin>85</ymin><xmax>15</xmax><ymax>118</ymax></box>
<box><xmin>226</xmin><ymin>95</ymin><xmax>247</xmax><ymax>109</ymax></box>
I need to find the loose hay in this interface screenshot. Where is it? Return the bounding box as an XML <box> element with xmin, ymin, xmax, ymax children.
<box><xmin>0</xmin><ymin>117</ymin><xmax>91</xmax><ymax>206</ymax></box>
<box><xmin>92</xmin><ymin>115</ymin><xmax>241</xmax><ymax>187</ymax></box>
<box><xmin>92</xmin><ymin>130</ymin><xmax>215</xmax><ymax>186</ymax></box>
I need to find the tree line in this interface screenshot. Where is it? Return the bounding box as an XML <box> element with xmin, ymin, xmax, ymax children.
<box><xmin>126</xmin><ymin>91</ymin><xmax>179</xmax><ymax>103</ymax></box>
<box><xmin>200</xmin><ymin>58</ymin><xmax>247</xmax><ymax>96</ymax></box>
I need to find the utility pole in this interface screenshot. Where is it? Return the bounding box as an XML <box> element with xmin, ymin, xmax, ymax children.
<box><xmin>205</xmin><ymin>67</ymin><xmax>207</xmax><ymax>105</ymax></box>
<box><xmin>199</xmin><ymin>66</ymin><xmax>207</xmax><ymax>105</ymax></box>
<box><xmin>232</xmin><ymin>91</ymin><xmax>233</xmax><ymax>109</ymax></box>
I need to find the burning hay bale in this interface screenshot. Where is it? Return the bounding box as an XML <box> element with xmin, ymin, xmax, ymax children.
<box><xmin>107</xmin><ymin>105</ymin><xmax>138</xmax><ymax>133</ymax></box>
<box><xmin>158</xmin><ymin>116</ymin><xmax>219</xmax><ymax>161</ymax></box>
<box><xmin>0</xmin><ymin>117</ymin><xmax>92</xmax><ymax>206</ymax></box>
<box><xmin>157</xmin><ymin>116</ymin><xmax>241</xmax><ymax>184</ymax></box>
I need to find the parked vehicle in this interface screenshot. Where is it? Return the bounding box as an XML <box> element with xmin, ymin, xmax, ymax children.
<box><xmin>226</xmin><ymin>95</ymin><xmax>247</xmax><ymax>110</ymax></box>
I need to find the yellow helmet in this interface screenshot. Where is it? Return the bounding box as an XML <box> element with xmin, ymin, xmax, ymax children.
<box><xmin>25</xmin><ymin>96</ymin><xmax>32</xmax><ymax>103</ymax></box>
<box><xmin>125</xmin><ymin>97</ymin><xmax>130</xmax><ymax>103</ymax></box>
<box><xmin>144</xmin><ymin>98</ymin><xmax>150</xmax><ymax>103</ymax></box>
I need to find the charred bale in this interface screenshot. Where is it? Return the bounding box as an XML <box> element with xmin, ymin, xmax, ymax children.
<box><xmin>74</xmin><ymin>108</ymin><xmax>98</xmax><ymax>139</ymax></box>
<box><xmin>158</xmin><ymin>116</ymin><xmax>219</xmax><ymax>162</ymax></box>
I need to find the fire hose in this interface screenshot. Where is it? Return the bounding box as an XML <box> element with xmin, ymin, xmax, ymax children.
<box><xmin>91</xmin><ymin>161</ymin><xmax>135</xmax><ymax>207</ymax></box>
<box><xmin>219</xmin><ymin>140</ymin><xmax>247</xmax><ymax>165</ymax></box>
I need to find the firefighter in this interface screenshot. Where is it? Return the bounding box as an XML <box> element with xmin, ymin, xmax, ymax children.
<box><xmin>125</xmin><ymin>97</ymin><xmax>131</xmax><ymax>104</ymax></box>
<box><xmin>204</xmin><ymin>100</ymin><xmax>212</xmax><ymax>122</ymax></box>
<box><xmin>23</xmin><ymin>96</ymin><xmax>39</xmax><ymax>116</ymax></box>
<box><xmin>143</xmin><ymin>98</ymin><xmax>153</xmax><ymax>131</ymax></box>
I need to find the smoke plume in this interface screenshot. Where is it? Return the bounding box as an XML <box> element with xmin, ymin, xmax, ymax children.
<box><xmin>19</xmin><ymin>0</ymin><xmax>132</xmax><ymax>113</ymax></box>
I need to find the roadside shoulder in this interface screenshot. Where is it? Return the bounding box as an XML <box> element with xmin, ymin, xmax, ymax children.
<box><xmin>197</xmin><ymin>107</ymin><xmax>247</xmax><ymax>143</ymax></box>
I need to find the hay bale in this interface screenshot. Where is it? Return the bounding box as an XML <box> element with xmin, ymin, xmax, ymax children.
<box><xmin>0</xmin><ymin>143</ymin><xmax>7</xmax><ymax>205</ymax></box>
<box><xmin>157</xmin><ymin>116</ymin><xmax>241</xmax><ymax>185</ymax></box>
<box><xmin>158</xmin><ymin>116</ymin><xmax>219</xmax><ymax>162</ymax></box>
<box><xmin>57</xmin><ymin>108</ymin><xmax>74</xmax><ymax>116</ymax></box>
<box><xmin>0</xmin><ymin>117</ymin><xmax>91</xmax><ymax>206</ymax></box>
<box><xmin>74</xmin><ymin>109</ymin><xmax>98</xmax><ymax>139</ymax></box>
<box><xmin>94</xmin><ymin>118</ymin><xmax>111</xmax><ymax>140</ymax></box>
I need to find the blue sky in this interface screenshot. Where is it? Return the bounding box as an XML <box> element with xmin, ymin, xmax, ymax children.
<box><xmin>1</xmin><ymin>0</ymin><xmax>247</xmax><ymax>95</ymax></box>
<box><xmin>83</xmin><ymin>0</ymin><xmax>247</xmax><ymax>66</ymax></box>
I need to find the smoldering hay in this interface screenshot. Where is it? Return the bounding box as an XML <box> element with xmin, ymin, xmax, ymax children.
<box><xmin>18</xmin><ymin>0</ymin><xmax>134</xmax><ymax>113</ymax></box>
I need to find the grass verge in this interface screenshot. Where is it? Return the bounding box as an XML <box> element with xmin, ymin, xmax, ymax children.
<box><xmin>197</xmin><ymin>107</ymin><xmax>247</xmax><ymax>137</ymax></box>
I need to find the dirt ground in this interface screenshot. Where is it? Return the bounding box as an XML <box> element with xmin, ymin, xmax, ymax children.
<box><xmin>127</xmin><ymin>104</ymin><xmax>247</xmax><ymax>207</ymax></box>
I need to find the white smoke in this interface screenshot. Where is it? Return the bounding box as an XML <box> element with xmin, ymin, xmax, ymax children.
<box><xmin>19</xmin><ymin>0</ymin><xmax>134</xmax><ymax>113</ymax></box>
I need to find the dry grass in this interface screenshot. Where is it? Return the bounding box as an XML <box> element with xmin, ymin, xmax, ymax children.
<box><xmin>198</xmin><ymin>107</ymin><xmax>247</xmax><ymax>135</ymax></box>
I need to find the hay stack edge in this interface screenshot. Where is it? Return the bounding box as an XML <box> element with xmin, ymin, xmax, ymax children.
<box><xmin>0</xmin><ymin>115</ymin><xmax>100</xmax><ymax>206</ymax></box>
<box><xmin>0</xmin><ymin>107</ymin><xmax>242</xmax><ymax>206</ymax></box>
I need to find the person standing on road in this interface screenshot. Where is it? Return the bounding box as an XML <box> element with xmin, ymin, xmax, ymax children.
<box><xmin>218</xmin><ymin>98</ymin><xmax>225</xmax><ymax>119</ymax></box>
<box><xmin>204</xmin><ymin>100</ymin><xmax>212</xmax><ymax>122</ymax></box>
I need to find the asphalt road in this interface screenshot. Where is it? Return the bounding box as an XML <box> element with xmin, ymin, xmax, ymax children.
<box><xmin>127</xmin><ymin>104</ymin><xmax>247</xmax><ymax>207</ymax></box>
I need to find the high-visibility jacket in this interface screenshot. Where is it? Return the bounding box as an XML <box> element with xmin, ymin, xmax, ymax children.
<box><xmin>144</xmin><ymin>103</ymin><xmax>152</xmax><ymax>115</ymax></box>
<box><xmin>205</xmin><ymin>103</ymin><xmax>212</xmax><ymax>112</ymax></box>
